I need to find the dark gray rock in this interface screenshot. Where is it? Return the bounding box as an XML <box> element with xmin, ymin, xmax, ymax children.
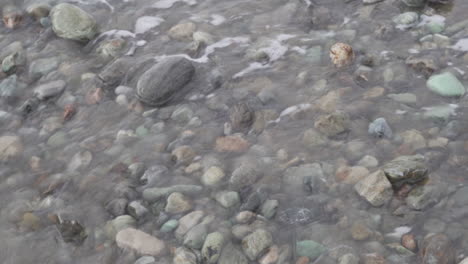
<box><xmin>105</xmin><ymin>198</ymin><xmax>128</xmax><ymax>217</ymax></box>
<box><xmin>137</xmin><ymin>57</ymin><xmax>195</xmax><ymax>106</ymax></box>
<box><xmin>33</xmin><ymin>80</ymin><xmax>66</xmax><ymax>100</ymax></box>
<box><xmin>98</xmin><ymin>57</ymin><xmax>135</xmax><ymax>89</ymax></box>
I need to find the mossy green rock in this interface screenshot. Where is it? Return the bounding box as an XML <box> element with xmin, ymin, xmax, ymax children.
<box><xmin>160</xmin><ymin>219</ymin><xmax>178</xmax><ymax>233</ymax></box>
<box><xmin>50</xmin><ymin>3</ymin><xmax>98</xmax><ymax>42</ymax></box>
<box><xmin>427</xmin><ymin>72</ymin><xmax>465</xmax><ymax>97</ymax></box>
<box><xmin>296</xmin><ymin>240</ymin><xmax>326</xmax><ymax>260</ymax></box>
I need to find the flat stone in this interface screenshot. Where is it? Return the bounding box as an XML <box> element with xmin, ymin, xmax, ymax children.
<box><xmin>168</xmin><ymin>22</ymin><xmax>196</xmax><ymax>41</ymax></box>
<box><xmin>202</xmin><ymin>232</ymin><xmax>225</xmax><ymax>263</ymax></box>
<box><xmin>116</xmin><ymin>228</ymin><xmax>165</xmax><ymax>256</ymax></box>
<box><xmin>219</xmin><ymin>243</ymin><xmax>248</xmax><ymax>264</ymax></box>
<box><xmin>382</xmin><ymin>155</ymin><xmax>428</xmax><ymax>187</ymax></box>
<box><xmin>354</xmin><ymin>170</ymin><xmax>393</xmax><ymax>207</ymax></box>
<box><xmin>165</xmin><ymin>192</ymin><xmax>192</xmax><ymax>214</ymax></box>
<box><xmin>160</xmin><ymin>219</ymin><xmax>178</xmax><ymax>233</ymax></box>
<box><xmin>215</xmin><ymin>191</ymin><xmax>240</xmax><ymax>208</ymax></box>
<box><xmin>183</xmin><ymin>224</ymin><xmax>207</xmax><ymax>249</ymax></box>
<box><xmin>427</xmin><ymin>72</ymin><xmax>465</xmax><ymax>97</ymax></box>
<box><xmin>34</xmin><ymin>80</ymin><xmax>66</xmax><ymax>100</ymax></box>
<box><xmin>202</xmin><ymin>166</ymin><xmax>225</xmax><ymax>186</ymax></box>
<box><xmin>175</xmin><ymin>210</ymin><xmax>204</xmax><ymax>238</ymax></box>
<box><xmin>215</xmin><ymin>135</ymin><xmax>250</xmax><ymax>152</ymax></box>
<box><xmin>50</xmin><ymin>3</ymin><xmax>98</xmax><ymax>41</ymax></box>
<box><xmin>387</xmin><ymin>93</ymin><xmax>417</xmax><ymax>104</ymax></box>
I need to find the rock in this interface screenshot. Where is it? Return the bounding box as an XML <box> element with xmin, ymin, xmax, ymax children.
<box><xmin>50</xmin><ymin>3</ymin><xmax>98</xmax><ymax>41</ymax></box>
<box><xmin>368</xmin><ymin>118</ymin><xmax>392</xmax><ymax>138</ymax></box>
<box><xmin>296</xmin><ymin>240</ymin><xmax>326</xmax><ymax>261</ymax></box>
<box><xmin>202</xmin><ymin>232</ymin><xmax>225</xmax><ymax>263</ymax></box>
<box><xmin>19</xmin><ymin>212</ymin><xmax>42</xmax><ymax>231</ymax></box>
<box><xmin>423</xmin><ymin>104</ymin><xmax>458</xmax><ymax>122</ymax></box>
<box><xmin>29</xmin><ymin>57</ymin><xmax>59</xmax><ymax>79</ymax></box>
<box><xmin>57</xmin><ymin>219</ymin><xmax>87</xmax><ymax>245</ymax></box>
<box><xmin>165</xmin><ymin>192</ymin><xmax>192</xmax><ymax>214</ymax></box>
<box><xmin>242</xmin><ymin>229</ymin><xmax>273</xmax><ymax>260</ymax></box>
<box><xmin>362</xmin><ymin>253</ymin><xmax>385</xmax><ymax>264</ymax></box>
<box><xmin>400</xmin><ymin>130</ymin><xmax>427</xmax><ymax>151</ymax></box>
<box><xmin>0</xmin><ymin>75</ymin><xmax>20</xmax><ymax>99</ymax></box>
<box><xmin>219</xmin><ymin>243</ymin><xmax>249</xmax><ymax>264</ymax></box>
<box><xmin>401</xmin><ymin>233</ymin><xmax>417</xmax><ymax>252</ymax></box>
<box><xmin>143</xmin><ymin>185</ymin><xmax>203</xmax><ymax>202</ymax></box>
<box><xmin>105</xmin><ymin>215</ymin><xmax>137</xmax><ymax>239</ymax></box>
<box><xmin>314</xmin><ymin>111</ymin><xmax>350</xmax><ymax>137</ymax></box>
<box><xmin>427</xmin><ymin>72</ymin><xmax>465</xmax><ymax>97</ymax></box>
<box><xmin>423</xmin><ymin>219</ymin><xmax>446</xmax><ymax>234</ymax></box>
<box><xmin>105</xmin><ymin>198</ymin><xmax>128</xmax><ymax>217</ymax></box>
<box><xmin>215</xmin><ymin>191</ymin><xmax>240</xmax><ymax>208</ymax></box>
<box><xmin>2</xmin><ymin>51</ymin><xmax>25</xmax><ymax>73</ymax></box>
<box><xmin>47</xmin><ymin>131</ymin><xmax>67</xmax><ymax>147</ymax></box>
<box><xmin>173</xmin><ymin>247</ymin><xmax>198</xmax><ymax>264</ymax></box>
<box><xmin>420</xmin><ymin>233</ymin><xmax>454</xmax><ymax>264</ymax></box>
<box><xmin>317</xmin><ymin>90</ymin><xmax>340</xmax><ymax>113</ymax></box>
<box><xmin>459</xmin><ymin>257</ymin><xmax>468</xmax><ymax>264</ymax></box>
<box><xmin>406</xmin><ymin>185</ymin><xmax>438</xmax><ymax>210</ymax></box>
<box><xmin>134</xmin><ymin>256</ymin><xmax>156</xmax><ymax>264</ymax></box>
<box><xmin>175</xmin><ymin>211</ymin><xmax>204</xmax><ymax>238</ymax></box>
<box><xmin>116</xmin><ymin>228</ymin><xmax>165</xmax><ymax>256</ymax></box>
<box><xmin>350</xmin><ymin>222</ymin><xmax>373</xmax><ymax>241</ymax></box>
<box><xmin>168</xmin><ymin>22</ymin><xmax>196</xmax><ymax>41</ymax></box>
<box><xmin>302</xmin><ymin>129</ymin><xmax>327</xmax><ymax>148</ymax></box>
<box><xmin>330</xmin><ymin>43</ymin><xmax>354</xmax><ymax>68</ymax></box>
<box><xmin>127</xmin><ymin>201</ymin><xmax>149</xmax><ymax>219</ymax></box>
<box><xmin>260</xmin><ymin>199</ymin><xmax>279</xmax><ymax>219</ymax></box>
<box><xmin>2</xmin><ymin>5</ymin><xmax>22</xmax><ymax>29</ymax></box>
<box><xmin>160</xmin><ymin>219</ymin><xmax>178</xmax><ymax>233</ymax></box>
<box><xmin>296</xmin><ymin>256</ymin><xmax>310</xmax><ymax>264</ymax></box>
<box><xmin>34</xmin><ymin>80</ymin><xmax>66</xmax><ymax>100</ymax></box>
<box><xmin>382</xmin><ymin>155</ymin><xmax>428</xmax><ymax>187</ymax></box>
<box><xmin>26</xmin><ymin>4</ymin><xmax>51</xmax><ymax>20</ymax></box>
<box><xmin>229</xmin><ymin>102</ymin><xmax>254</xmax><ymax>132</ymax></box>
<box><xmin>202</xmin><ymin>166</ymin><xmax>225</xmax><ymax>186</ymax></box>
<box><xmin>283</xmin><ymin>163</ymin><xmax>325</xmax><ymax>191</ymax></box>
<box><xmin>339</xmin><ymin>253</ymin><xmax>359</xmax><ymax>264</ymax></box>
<box><xmin>230</xmin><ymin>160</ymin><xmax>262</xmax><ymax>190</ymax></box>
<box><xmin>354</xmin><ymin>170</ymin><xmax>393</xmax><ymax>207</ymax></box>
<box><xmin>387</xmin><ymin>93</ymin><xmax>417</xmax><ymax>104</ymax></box>
<box><xmin>137</xmin><ymin>57</ymin><xmax>195</xmax><ymax>106</ymax></box>
<box><xmin>452</xmin><ymin>186</ymin><xmax>468</xmax><ymax>206</ymax></box>
<box><xmin>0</xmin><ymin>135</ymin><xmax>23</xmax><ymax>161</ymax></box>
<box><xmin>215</xmin><ymin>135</ymin><xmax>250</xmax><ymax>152</ymax></box>
<box><xmin>358</xmin><ymin>155</ymin><xmax>379</xmax><ymax>168</ymax></box>
<box><xmin>259</xmin><ymin>245</ymin><xmax>279</xmax><ymax>264</ymax></box>
<box><xmin>171</xmin><ymin>105</ymin><xmax>194</xmax><ymax>124</ymax></box>
<box><xmin>171</xmin><ymin>145</ymin><xmax>196</xmax><ymax>165</ymax></box>
<box><xmin>183</xmin><ymin>224</ymin><xmax>207</xmax><ymax>249</ymax></box>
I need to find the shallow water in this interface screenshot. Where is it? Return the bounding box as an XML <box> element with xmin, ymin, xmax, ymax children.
<box><xmin>1</xmin><ymin>0</ymin><xmax>468</xmax><ymax>263</ymax></box>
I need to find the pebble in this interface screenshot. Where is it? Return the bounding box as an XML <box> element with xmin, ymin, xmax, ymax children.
<box><xmin>230</xmin><ymin>160</ymin><xmax>262</xmax><ymax>190</ymax></box>
<box><xmin>168</xmin><ymin>22</ymin><xmax>197</xmax><ymax>41</ymax></box>
<box><xmin>219</xmin><ymin>243</ymin><xmax>249</xmax><ymax>264</ymax></box>
<box><xmin>173</xmin><ymin>246</ymin><xmax>198</xmax><ymax>264</ymax></box>
<box><xmin>296</xmin><ymin>240</ymin><xmax>326</xmax><ymax>261</ymax></box>
<box><xmin>175</xmin><ymin>210</ymin><xmax>204</xmax><ymax>238</ymax></box>
<box><xmin>420</xmin><ymin>233</ymin><xmax>454</xmax><ymax>264</ymax></box>
<box><xmin>339</xmin><ymin>253</ymin><xmax>359</xmax><ymax>264</ymax></box>
<box><xmin>171</xmin><ymin>145</ymin><xmax>196</xmax><ymax>165</ymax></box>
<box><xmin>215</xmin><ymin>135</ymin><xmax>250</xmax><ymax>152</ymax></box>
<box><xmin>314</xmin><ymin>111</ymin><xmax>350</xmax><ymax>137</ymax></box>
<box><xmin>202</xmin><ymin>231</ymin><xmax>225</xmax><ymax>263</ymax></box>
<box><xmin>50</xmin><ymin>3</ymin><xmax>98</xmax><ymax>41</ymax></box>
<box><xmin>242</xmin><ymin>229</ymin><xmax>273</xmax><ymax>261</ymax></box>
<box><xmin>229</xmin><ymin>102</ymin><xmax>254</xmax><ymax>132</ymax></box>
<box><xmin>259</xmin><ymin>245</ymin><xmax>279</xmax><ymax>264</ymax></box>
<box><xmin>116</xmin><ymin>228</ymin><xmax>165</xmax><ymax>256</ymax></box>
<box><xmin>0</xmin><ymin>135</ymin><xmax>23</xmax><ymax>161</ymax></box>
<box><xmin>427</xmin><ymin>72</ymin><xmax>465</xmax><ymax>97</ymax></box>
<box><xmin>215</xmin><ymin>191</ymin><xmax>240</xmax><ymax>208</ymax></box>
<box><xmin>382</xmin><ymin>154</ymin><xmax>428</xmax><ymax>187</ymax></box>
<box><xmin>354</xmin><ymin>170</ymin><xmax>393</xmax><ymax>207</ymax></box>
<box><xmin>401</xmin><ymin>233</ymin><xmax>417</xmax><ymax>252</ymax></box>
<box><xmin>260</xmin><ymin>199</ymin><xmax>279</xmax><ymax>219</ymax></box>
<box><xmin>165</xmin><ymin>192</ymin><xmax>193</xmax><ymax>214</ymax></box>
<box><xmin>368</xmin><ymin>118</ymin><xmax>392</xmax><ymax>138</ymax></box>
<box><xmin>183</xmin><ymin>223</ymin><xmax>207</xmax><ymax>249</ymax></box>
<box><xmin>357</xmin><ymin>155</ymin><xmax>379</xmax><ymax>168</ymax></box>
<box><xmin>143</xmin><ymin>185</ymin><xmax>203</xmax><ymax>202</ymax></box>
<box><xmin>202</xmin><ymin>166</ymin><xmax>225</xmax><ymax>186</ymax></box>
<box><xmin>160</xmin><ymin>219</ymin><xmax>179</xmax><ymax>233</ymax></box>
<box><xmin>400</xmin><ymin>130</ymin><xmax>427</xmax><ymax>151</ymax></box>
<box><xmin>350</xmin><ymin>222</ymin><xmax>373</xmax><ymax>241</ymax></box>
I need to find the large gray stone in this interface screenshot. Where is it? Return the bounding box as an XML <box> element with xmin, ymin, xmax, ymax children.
<box><xmin>354</xmin><ymin>170</ymin><xmax>393</xmax><ymax>207</ymax></box>
<box><xmin>241</xmin><ymin>229</ymin><xmax>273</xmax><ymax>260</ymax></box>
<box><xmin>219</xmin><ymin>243</ymin><xmax>248</xmax><ymax>264</ymax></box>
<box><xmin>50</xmin><ymin>3</ymin><xmax>98</xmax><ymax>41</ymax></box>
<box><xmin>137</xmin><ymin>57</ymin><xmax>195</xmax><ymax>106</ymax></box>
<box><xmin>33</xmin><ymin>80</ymin><xmax>66</xmax><ymax>100</ymax></box>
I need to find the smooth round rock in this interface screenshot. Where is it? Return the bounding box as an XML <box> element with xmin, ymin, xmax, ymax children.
<box><xmin>50</xmin><ymin>3</ymin><xmax>98</xmax><ymax>42</ymax></box>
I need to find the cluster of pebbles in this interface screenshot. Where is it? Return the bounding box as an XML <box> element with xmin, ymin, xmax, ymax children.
<box><xmin>1</xmin><ymin>0</ymin><xmax>468</xmax><ymax>264</ymax></box>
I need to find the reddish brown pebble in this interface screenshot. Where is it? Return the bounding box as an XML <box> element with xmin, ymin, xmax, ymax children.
<box><xmin>86</xmin><ymin>88</ymin><xmax>103</xmax><ymax>104</ymax></box>
<box><xmin>296</xmin><ymin>256</ymin><xmax>310</xmax><ymax>264</ymax></box>
<box><xmin>330</xmin><ymin>43</ymin><xmax>354</xmax><ymax>68</ymax></box>
<box><xmin>63</xmin><ymin>104</ymin><xmax>76</xmax><ymax>122</ymax></box>
<box><xmin>401</xmin><ymin>233</ymin><xmax>417</xmax><ymax>252</ymax></box>
<box><xmin>215</xmin><ymin>135</ymin><xmax>250</xmax><ymax>152</ymax></box>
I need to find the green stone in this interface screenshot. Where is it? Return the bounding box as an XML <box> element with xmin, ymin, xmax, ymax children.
<box><xmin>426</xmin><ymin>22</ymin><xmax>445</xmax><ymax>34</ymax></box>
<box><xmin>427</xmin><ymin>72</ymin><xmax>465</xmax><ymax>97</ymax></box>
<box><xmin>160</xmin><ymin>219</ymin><xmax>179</xmax><ymax>233</ymax></box>
<box><xmin>50</xmin><ymin>3</ymin><xmax>98</xmax><ymax>42</ymax></box>
<box><xmin>135</xmin><ymin>125</ymin><xmax>149</xmax><ymax>137</ymax></box>
<box><xmin>296</xmin><ymin>240</ymin><xmax>326</xmax><ymax>260</ymax></box>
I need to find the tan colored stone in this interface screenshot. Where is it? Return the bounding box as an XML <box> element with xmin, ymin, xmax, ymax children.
<box><xmin>215</xmin><ymin>135</ymin><xmax>250</xmax><ymax>152</ymax></box>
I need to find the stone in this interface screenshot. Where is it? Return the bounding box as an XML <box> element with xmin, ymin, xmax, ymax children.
<box><xmin>175</xmin><ymin>211</ymin><xmax>204</xmax><ymax>238</ymax></box>
<box><xmin>314</xmin><ymin>111</ymin><xmax>350</xmax><ymax>137</ymax></box>
<box><xmin>134</xmin><ymin>256</ymin><xmax>156</xmax><ymax>264</ymax></box>
<box><xmin>400</xmin><ymin>130</ymin><xmax>427</xmax><ymax>151</ymax></box>
<box><xmin>259</xmin><ymin>245</ymin><xmax>279</xmax><ymax>264</ymax></box>
<box><xmin>19</xmin><ymin>212</ymin><xmax>41</xmax><ymax>231</ymax></box>
<box><xmin>296</xmin><ymin>240</ymin><xmax>326</xmax><ymax>261</ymax></box>
<box><xmin>202</xmin><ymin>232</ymin><xmax>225</xmax><ymax>263</ymax></box>
<box><xmin>392</xmin><ymin>12</ymin><xmax>419</xmax><ymax>28</ymax></box>
<box><xmin>105</xmin><ymin>215</ymin><xmax>137</xmax><ymax>239</ymax></box>
<box><xmin>173</xmin><ymin>247</ymin><xmax>197</xmax><ymax>264</ymax></box>
<box><xmin>354</xmin><ymin>170</ymin><xmax>393</xmax><ymax>207</ymax></box>
<box><xmin>339</xmin><ymin>253</ymin><xmax>359</xmax><ymax>264</ymax></box>
<box><xmin>368</xmin><ymin>118</ymin><xmax>392</xmax><ymax>138</ymax></box>
<box><xmin>406</xmin><ymin>185</ymin><xmax>438</xmax><ymax>210</ymax></box>
<box><xmin>33</xmin><ymin>80</ymin><xmax>66</xmax><ymax>100</ymax></box>
<box><xmin>215</xmin><ymin>135</ymin><xmax>250</xmax><ymax>152</ymax></box>
<box><xmin>387</xmin><ymin>93</ymin><xmax>417</xmax><ymax>104</ymax></box>
<box><xmin>171</xmin><ymin>145</ymin><xmax>196</xmax><ymax>165</ymax></box>
<box><xmin>427</xmin><ymin>72</ymin><xmax>465</xmax><ymax>97</ymax></box>
<box><xmin>26</xmin><ymin>4</ymin><xmax>51</xmax><ymax>20</ymax></box>
<box><xmin>230</xmin><ymin>160</ymin><xmax>262</xmax><ymax>190</ymax></box>
<box><xmin>137</xmin><ymin>57</ymin><xmax>195</xmax><ymax>106</ymax></box>
<box><xmin>401</xmin><ymin>233</ymin><xmax>417</xmax><ymax>252</ymax></box>
<box><xmin>0</xmin><ymin>135</ymin><xmax>23</xmax><ymax>161</ymax></box>
<box><xmin>350</xmin><ymin>222</ymin><xmax>373</xmax><ymax>241</ymax></box>
<box><xmin>358</xmin><ymin>155</ymin><xmax>379</xmax><ymax>168</ymax></box>
<box><xmin>452</xmin><ymin>186</ymin><xmax>468</xmax><ymax>206</ymax></box>
<box><xmin>127</xmin><ymin>201</ymin><xmax>149</xmax><ymax>219</ymax></box>
<box><xmin>423</xmin><ymin>105</ymin><xmax>458</xmax><ymax>122</ymax></box>
<box><xmin>57</xmin><ymin>219</ymin><xmax>87</xmax><ymax>244</ymax></box>
<box><xmin>50</xmin><ymin>3</ymin><xmax>98</xmax><ymax>41</ymax></box>
<box><xmin>420</xmin><ymin>233</ymin><xmax>454</xmax><ymax>264</ymax></box>
<box><xmin>219</xmin><ymin>243</ymin><xmax>249</xmax><ymax>264</ymax></box>
<box><xmin>229</xmin><ymin>102</ymin><xmax>254</xmax><ymax>132</ymax></box>
<box><xmin>260</xmin><ymin>199</ymin><xmax>279</xmax><ymax>219</ymax></box>
<box><xmin>363</xmin><ymin>86</ymin><xmax>385</xmax><ymax>99</ymax></box>
<box><xmin>2</xmin><ymin>51</ymin><xmax>25</xmax><ymax>73</ymax></box>
<box><xmin>47</xmin><ymin>131</ymin><xmax>67</xmax><ymax>147</ymax></box>
<box><xmin>165</xmin><ymin>192</ymin><xmax>192</xmax><ymax>214</ymax></box>
<box><xmin>202</xmin><ymin>166</ymin><xmax>225</xmax><ymax>186</ymax></box>
<box><xmin>382</xmin><ymin>155</ymin><xmax>428</xmax><ymax>187</ymax></box>
<box><xmin>0</xmin><ymin>75</ymin><xmax>20</xmax><ymax>99</ymax></box>
<box><xmin>402</xmin><ymin>0</ymin><xmax>425</xmax><ymax>7</ymax></box>
<box><xmin>242</xmin><ymin>229</ymin><xmax>273</xmax><ymax>260</ymax></box>
<box><xmin>143</xmin><ymin>185</ymin><xmax>203</xmax><ymax>202</ymax></box>
<box><xmin>183</xmin><ymin>224</ymin><xmax>207</xmax><ymax>249</ymax></box>
<box><xmin>459</xmin><ymin>257</ymin><xmax>468</xmax><ymax>264</ymax></box>
<box><xmin>29</xmin><ymin>57</ymin><xmax>59</xmax><ymax>79</ymax></box>
<box><xmin>168</xmin><ymin>22</ymin><xmax>196</xmax><ymax>41</ymax></box>
<box><xmin>160</xmin><ymin>219</ymin><xmax>178</xmax><ymax>233</ymax></box>
<box><xmin>171</xmin><ymin>105</ymin><xmax>194</xmax><ymax>124</ymax></box>
<box><xmin>215</xmin><ymin>191</ymin><xmax>240</xmax><ymax>208</ymax></box>
<box><xmin>116</xmin><ymin>228</ymin><xmax>165</xmax><ymax>256</ymax></box>
<box><xmin>302</xmin><ymin>129</ymin><xmax>327</xmax><ymax>148</ymax></box>
<box><xmin>283</xmin><ymin>163</ymin><xmax>324</xmax><ymax>191</ymax></box>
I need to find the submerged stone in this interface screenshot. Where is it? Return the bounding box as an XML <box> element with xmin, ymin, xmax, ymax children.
<box><xmin>368</xmin><ymin>118</ymin><xmax>392</xmax><ymax>138</ymax></box>
<box><xmin>427</xmin><ymin>72</ymin><xmax>465</xmax><ymax>97</ymax></box>
<box><xmin>50</xmin><ymin>3</ymin><xmax>98</xmax><ymax>42</ymax></box>
<box><xmin>296</xmin><ymin>240</ymin><xmax>326</xmax><ymax>260</ymax></box>
<box><xmin>382</xmin><ymin>155</ymin><xmax>428</xmax><ymax>187</ymax></box>
<box><xmin>354</xmin><ymin>170</ymin><xmax>393</xmax><ymax>207</ymax></box>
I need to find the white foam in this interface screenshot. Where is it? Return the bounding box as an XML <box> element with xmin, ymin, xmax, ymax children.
<box><xmin>135</xmin><ymin>16</ymin><xmax>164</xmax><ymax>35</ymax></box>
<box><xmin>291</xmin><ymin>46</ymin><xmax>307</xmax><ymax>54</ymax></box>
<box><xmin>393</xmin><ymin>226</ymin><xmax>412</xmax><ymax>236</ymax></box>
<box><xmin>452</xmin><ymin>38</ymin><xmax>468</xmax><ymax>52</ymax></box>
<box><xmin>210</xmin><ymin>14</ymin><xmax>226</xmax><ymax>26</ymax></box>
<box><xmin>233</xmin><ymin>62</ymin><xmax>270</xmax><ymax>79</ymax></box>
<box><xmin>276</xmin><ymin>103</ymin><xmax>312</xmax><ymax>121</ymax></box>
<box><xmin>153</xmin><ymin>0</ymin><xmax>196</xmax><ymax>9</ymax></box>
<box><xmin>69</xmin><ymin>0</ymin><xmax>114</xmax><ymax>11</ymax></box>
